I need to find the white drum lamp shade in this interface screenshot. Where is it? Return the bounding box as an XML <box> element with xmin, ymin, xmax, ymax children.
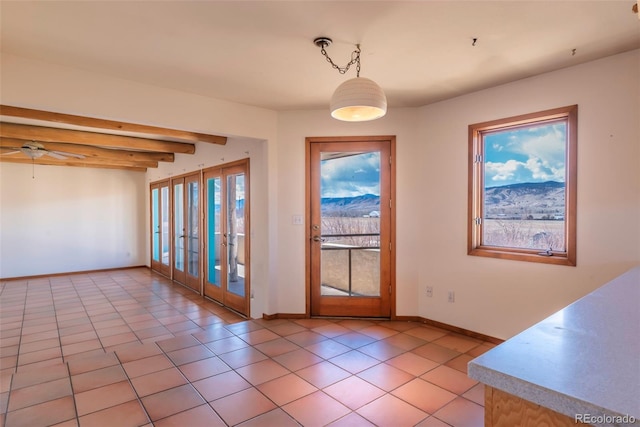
<box><xmin>330</xmin><ymin>77</ymin><xmax>387</xmax><ymax>122</ymax></box>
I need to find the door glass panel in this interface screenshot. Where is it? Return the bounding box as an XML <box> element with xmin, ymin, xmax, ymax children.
<box><xmin>187</xmin><ymin>180</ymin><xmax>199</xmax><ymax>277</ymax></box>
<box><xmin>161</xmin><ymin>186</ymin><xmax>170</xmax><ymax>266</ymax></box>
<box><xmin>206</xmin><ymin>177</ymin><xmax>222</xmax><ymax>287</ymax></box>
<box><xmin>320</xmin><ymin>152</ymin><xmax>381</xmax><ymax>297</ymax></box>
<box><xmin>226</xmin><ymin>173</ymin><xmax>245</xmax><ymax>297</ymax></box>
<box><xmin>174</xmin><ymin>183</ymin><xmax>184</xmax><ymax>272</ymax></box>
<box><xmin>152</xmin><ymin>188</ymin><xmax>160</xmax><ymax>262</ymax></box>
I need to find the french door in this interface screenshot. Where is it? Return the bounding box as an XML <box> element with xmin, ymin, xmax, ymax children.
<box><xmin>172</xmin><ymin>173</ymin><xmax>200</xmax><ymax>292</ymax></box>
<box><xmin>150</xmin><ymin>180</ymin><xmax>171</xmax><ymax>277</ymax></box>
<box><xmin>203</xmin><ymin>159</ymin><xmax>250</xmax><ymax>316</ymax></box>
<box><xmin>307</xmin><ymin>136</ymin><xmax>395</xmax><ymax>318</ymax></box>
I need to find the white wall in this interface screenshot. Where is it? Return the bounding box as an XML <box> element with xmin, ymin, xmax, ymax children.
<box><xmin>275</xmin><ymin>50</ymin><xmax>640</xmax><ymax>339</ymax></box>
<box><xmin>0</xmin><ymin>163</ymin><xmax>146</xmax><ymax>277</ymax></box>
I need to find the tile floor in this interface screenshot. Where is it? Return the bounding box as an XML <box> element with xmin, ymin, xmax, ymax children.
<box><xmin>0</xmin><ymin>268</ymin><xmax>496</xmax><ymax>427</ymax></box>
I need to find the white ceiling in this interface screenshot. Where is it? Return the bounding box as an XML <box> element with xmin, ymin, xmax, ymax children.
<box><xmin>1</xmin><ymin>1</ymin><xmax>639</xmax><ymax>112</ymax></box>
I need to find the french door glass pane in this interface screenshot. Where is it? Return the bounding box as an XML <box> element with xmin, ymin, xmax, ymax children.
<box><xmin>161</xmin><ymin>186</ymin><xmax>170</xmax><ymax>266</ymax></box>
<box><xmin>206</xmin><ymin>177</ymin><xmax>222</xmax><ymax>287</ymax></box>
<box><xmin>320</xmin><ymin>152</ymin><xmax>381</xmax><ymax>297</ymax></box>
<box><xmin>174</xmin><ymin>183</ymin><xmax>184</xmax><ymax>272</ymax></box>
<box><xmin>152</xmin><ymin>188</ymin><xmax>160</xmax><ymax>262</ymax></box>
<box><xmin>227</xmin><ymin>173</ymin><xmax>245</xmax><ymax>297</ymax></box>
<box><xmin>187</xmin><ymin>181</ymin><xmax>199</xmax><ymax>277</ymax></box>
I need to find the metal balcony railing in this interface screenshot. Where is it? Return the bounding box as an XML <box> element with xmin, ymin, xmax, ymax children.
<box><xmin>320</xmin><ymin>233</ymin><xmax>380</xmax><ymax>297</ymax></box>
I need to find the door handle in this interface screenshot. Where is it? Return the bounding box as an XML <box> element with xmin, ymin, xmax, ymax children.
<box><xmin>312</xmin><ymin>235</ymin><xmax>325</xmax><ymax>242</ymax></box>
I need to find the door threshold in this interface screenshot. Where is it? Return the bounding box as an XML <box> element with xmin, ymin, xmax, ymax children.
<box><xmin>204</xmin><ymin>296</ymin><xmax>249</xmax><ymax>319</ymax></box>
<box><xmin>311</xmin><ymin>315</ymin><xmax>391</xmax><ymax>321</ymax></box>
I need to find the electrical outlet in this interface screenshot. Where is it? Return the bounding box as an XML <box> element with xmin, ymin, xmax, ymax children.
<box><xmin>426</xmin><ymin>286</ymin><xmax>433</xmax><ymax>297</ymax></box>
<box><xmin>448</xmin><ymin>291</ymin><xmax>455</xmax><ymax>303</ymax></box>
<box><xmin>292</xmin><ymin>215</ymin><xmax>303</xmax><ymax>225</ymax></box>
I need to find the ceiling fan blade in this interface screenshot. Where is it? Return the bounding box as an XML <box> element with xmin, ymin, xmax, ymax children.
<box><xmin>46</xmin><ymin>151</ymin><xmax>68</xmax><ymax>160</ymax></box>
<box><xmin>50</xmin><ymin>150</ymin><xmax>85</xmax><ymax>159</ymax></box>
<box><xmin>0</xmin><ymin>150</ymin><xmax>21</xmax><ymax>156</ymax></box>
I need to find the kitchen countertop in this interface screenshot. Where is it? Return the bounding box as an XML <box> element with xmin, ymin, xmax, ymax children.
<box><xmin>468</xmin><ymin>266</ymin><xmax>640</xmax><ymax>426</ymax></box>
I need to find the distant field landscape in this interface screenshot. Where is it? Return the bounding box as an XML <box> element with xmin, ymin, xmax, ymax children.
<box><xmin>321</xmin><ymin>216</ymin><xmax>380</xmax><ymax>247</ymax></box>
<box><xmin>483</xmin><ymin>181</ymin><xmax>566</xmax><ymax>250</ymax></box>
<box><xmin>483</xmin><ymin>219</ymin><xmax>565</xmax><ymax>250</ymax></box>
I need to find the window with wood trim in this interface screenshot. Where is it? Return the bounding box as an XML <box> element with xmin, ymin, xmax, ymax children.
<box><xmin>468</xmin><ymin>105</ymin><xmax>577</xmax><ymax>266</ymax></box>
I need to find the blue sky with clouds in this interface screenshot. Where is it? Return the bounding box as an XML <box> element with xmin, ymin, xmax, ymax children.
<box><xmin>321</xmin><ymin>152</ymin><xmax>380</xmax><ymax>198</ymax></box>
<box><xmin>484</xmin><ymin>121</ymin><xmax>566</xmax><ymax>188</ymax></box>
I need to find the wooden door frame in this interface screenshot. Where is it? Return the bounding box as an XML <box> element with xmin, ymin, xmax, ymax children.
<box><xmin>202</xmin><ymin>158</ymin><xmax>251</xmax><ymax>317</ymax></box>
<box><xmin>184</xmin><ymin>172</ymin><xmax>201</xmax><ymax>292</ymax></box>
<box><xmin>168</xmin><ymin>172</ymin><xmax>202</xmax><ymax>293</ymax></box>
<box><xmin>203</xmin><ymin>168</ymin><xmax>224</xmax><ymax>302</ymax></box>
<box><xmin>171</xmin><ymin>177</ymin><xmax>187</xmax><ymax>286</ymax></box>
<box><xmin>305</xmin><ymin>135</ymin><xmax>396</xmax><ymax>319</ymax></box>
<box><xmin>220</xmin><ymin>161</ymin><xmax>251</xmax><ymax>315</ymax></box>
<box><xmin>150</xmin><ymin>179</ymin><xmax>171</xmax><ymax>277</ymax></box>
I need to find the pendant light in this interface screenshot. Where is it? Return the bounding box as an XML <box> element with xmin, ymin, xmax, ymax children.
<box><xmin>314</xmin><ymin>37</ymin><xmax>387</xmax><ymax>122</ymax></box>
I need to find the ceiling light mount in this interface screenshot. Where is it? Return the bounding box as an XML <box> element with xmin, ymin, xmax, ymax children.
<box><xmin>313</xmin><ymin>37</ymin><xmax>332</xmax><ymax>49</ymax></box>
<box><xmin>314</xmin><ymin>36</ymin><xmax>387</xmax><ymax>121</ymax></box>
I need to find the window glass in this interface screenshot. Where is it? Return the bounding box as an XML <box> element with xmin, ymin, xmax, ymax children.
<box><xmin>482</xmin><ymin>120</ymin><xmax>566</xmax><ymax>251</ymax></box>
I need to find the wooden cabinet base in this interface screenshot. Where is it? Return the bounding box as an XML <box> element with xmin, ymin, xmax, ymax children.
<box><xmin>484</xmin><ymin>386</ymin><xmax>584</xmax><ymax>426</ymax></box>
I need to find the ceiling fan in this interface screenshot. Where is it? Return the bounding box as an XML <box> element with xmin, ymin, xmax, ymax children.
<box><xmin>0</xmin><ymin>141</ymin><xmax>85</xmax><ymax>160</ymax></box>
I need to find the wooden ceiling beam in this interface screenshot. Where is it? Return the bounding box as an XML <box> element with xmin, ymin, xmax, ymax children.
<box><xmin>0</xmin><ymin>122</ymin><xmax>195</xmax><ymax>154</ymax></box>
<box><xmin>0</xmin><ymin>153</ymin><xmax>158</xmax><ymax>169</ymax></box>
<box><xmin>0</xmin><ymin>154</ymin><xmax>158</xmax><ymax>168</ymax></box>
<box><xmin>0</xmin><ymin>138</ymin><xmax>174</xmax><ymax>163</ymax></box>
<box><xmin>0</xmin><ymin>157</ymin><xmax>148</xmax><ymax>172</ymax></box>
<box><xmin>0</xmin><ymin>105</ymin><xmax>227</xmax><ymax>145</ymax></box>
